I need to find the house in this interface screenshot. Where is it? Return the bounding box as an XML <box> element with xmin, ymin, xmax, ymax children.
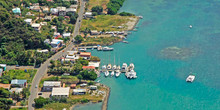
<box><xmin>70</xmin><ymin>5</ymin><xmax>78</xmax><ymax>9</ymax></box>
<box><xmin>61</xmin><ymin>57</ymin><xmax>75</xmax><ymax>64</ymax></box>
<box><xmin>79</xmin><ymin>52</ymin><xmax>91</xmax><ymax>59</ymax></box>
<box><xmin>11</xmin><ymin>79</ymin><xmax>27</xmax><ymax>88</ymax></box>
<box><xmin>82</xmin><ymin>66</ymin><xmax>95</xmax><ymax>71</ymax></box>
<box><xmin>70</xmin><ymin>84</ymin><xmax>76</xmax><ymax>89</ymax></box>
<box><xmin>50</xmin><ymin>39</ymin><xmax>63</xmax><ymax>48</ymax></box>
<box><xmin>42</xmin><ymin>7</ymin><xmax>49</xmax><ymax>13</ymax></box>
<box><xmin>57</xmin><ymin>7</ymin><xmax>66</xmax><ymax>16</ymax></box>
<box><xmin>89</xmin><ymin>85</ymin><xmax>97</xmax><ymax>90</ymax></box>
<box><xmin>0</xmin><ymin>69</ymin><xmax>2</xmax><ymax>77</ymax></box>
<box><xmin>30</xmin><ymin>6</ymin><xmax>40</xmax><ymax>11</ymax></box>
<box><xmin>10</xmin><ymin>88</ymin><xmax>23</xmax><ymax>93</ymax></box>
<box><xmin>0</xmin><ymin>84</ymin><xmax>11</xmax><ymax>90</ymax></box>
<box><xmin>31</xmin><ymin>23</ymin><xmax>41</xmax><ymax>32</ymax></box>
<box><xmin>63</xmin><ymin>33</ymin><xmax>71</xmax><ymax>38</ymax></box>
<box><xmin>51</xmin><ymin>87</ymin><xmax>70</xmax><ymax>97</ymax></box>
<box><xmin>12</xmin><ymin>8</ymin><xmax>21</xmax><ymax>15</ymax></box>
<box><xmin>66</xmin><ymin>51</ymin><xmax>78</xmax><ymax>59</ymax></box>
<box><xmin>88</xmin><ymin>62</ymin><xmax>100</xmax><ymax>68</ymax></box>
<box><xmin>24</xmin><ymin>19</ymin><xmax>32</xmax><ymax>25</ymax></box>
<box><xmin>44</xmin><ymin>39</ymin><xmax>50</xmax><ymax>44</ymax></box>
<box><xmin>40</xmin><ymin>22</ymin><xmax>47</xmax><ymax>26</ymax></box>
<box><xmin>90</xmin><ymin>30</ymin><xmax>99</xmax><ymax>35</ymax></box>
<box><xmin>0</xmin><ymin>64</ymin><xmax>6</xmax><ymax>71</ymax></box>
<box><xmin>84</xmin><ymin>12</ymin><xmax>92</xmax><ymax>18</ymax></box>
<box><xmin>72</xmin><ymin>89</ymin><xmax>86</xmax><ymax>95</ymax></box>
<box><xmin>44</xmin><ymin>16</ymin><xmax>52</xmax><ymax>21</ymax></box>
<box><xmin>37</xmin><ymin>49</ymin><xmax>49</xmax><ymax>53</ymax></box>
<box><xmin>80</xmin><ymin>83</ymin><xmax>87</xmax><ymax>87</ymax></box>
<box><xmin>66</xmin><ymin>8</ymin><xmax>76</xmax><ymax>15</ymax></box>
<box><xmin>50</xmin><ymin>8</ymin><xmax>58</xmax><ymax>15</ymax></box>
<box><xmin>43</xmin><ymin>81</ymin><xmax>61</xmax><ymax>91</ymax></box>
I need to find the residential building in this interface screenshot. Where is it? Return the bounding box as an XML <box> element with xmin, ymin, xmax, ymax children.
<box><xmin>70</xmin><ymin>5</ymin><xmax>78</xmax><ymax>9</ymax></box>
<box><xmin>0</xmin><ymin>84</ymin><xmax>11</xmax><ymax>90</ymax></box>
<box><xmin>89</xmin><ymin>85</ymin><xmax>97</xmax><ymax>90</ymax></box>
<box><xmin>44</xmin><ymin>39</ymin><xmax>50</xmax><ymax>44</ymax></box>
<box><xmin>42</xmin><ymin>7</ymin><xmax>49</xmax><ymax>13</ymax></box>
<box><xmin>82</xmin><ymin>66</ymin><xmax>95</xmax><ymax>71</ymax></box>
<box><xmin>0</xmin><ymin>64</ymin><xmax>6</xmax><ymax>71</ymax></box>
<box><xmin>44</xmin><ymin>16</ymin><xmax>52</xmax><ymax>21</ymax></box>
<box><xmin>51</xmin><ymin>87</ymin><xmax>70</xmax><ymax>97</ymax></box>
<box><xmin>12</xmin><ymin>8</ymin><xmax>21</xmax><ymax>15</ymax></box>
<box><xmin>43</xmin><ymin>81</ymin><xmax>61</xmax><ymax>91</ymax></box>
<box><xmin>50</xmin><ymin>39</ymin><xmax>63</xmax><ymax>48</ymax></box>
<box><xmin>37</xmin><ymin>49</ymin><xmax>49</xmax><ymax>53</ymax></box>
<box><xmin>70</xmin><ymin>84</ymin><xmax>76</xmax><ymax>89</ymax></box>
<box><xmin>66</xmin><ymin>8</ymin><xmax>76</xmax><ymax>15</ymax></box>
<box><xmin>24</xmin><ymin>19</ymin><xmax>32</xmax><ymax>25</ymax></box>
<box><xmin>11</xmin><ymin>79</ymin><xmax>27</xmax><ymax>88</ymax></box>
<box><xmin>57</xmin><ymin>7</ymin><xmax>66</xmax><ymax>16</ymax></box>
<box><xmin>50</xmin><ymin>8</ymin><xmax>58</xmax><ymax>15</ymax></box>
<box><xmin>90</xmin><ymin>30</ymin><xmax>99</xmax><ymax>35</ymax></box>
<box><xmin>79</xmin><ymin>52</ymin><xmax>91</xmax><ymax>59</ymax></box>
<box><xmin>84</xmin><ymin>12</ymin><xmax>92</xmax><ymax>18</ymax></box>
<box><xmin>88</xmin><ymin>62</ymin><xmax>100</xmax><ymax>68</ymax></box>
<box><xmin>72</xmin><ymin>89</ymin><xmax>86</xmax><ymax>95</ymax></box>
<box><xmin>10</xmin><ymin>88</ymin><xmax>23</xmax><ymax>93</ymax></box>
<box><xmin>61</xmin><ymin>57</ymin><xmax>75</xmax><ymax>64</ymax></box>
<box><xmin>31</xmin><ymin>23</ymin><xmax>41</xmax><ymax>32</ymax></box>
<box><xmin>30</xmin><ymin>6</ymin><xmax>40</xmax><ymax>11</ymax></box>
<box><xmin>63</xmin><ymin>33</ymin><xmax>71</xmax><ymax>38</ymax></box>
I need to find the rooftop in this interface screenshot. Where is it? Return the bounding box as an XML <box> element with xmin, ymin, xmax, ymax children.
<box><xmin>11</xmin><ymin>79</ymin><xmax>27</xmax><ymax>85</ymax></box>
<box><xmin>83</xmin><ymin>66</ymin><xmax>95</xmax><ymax>70</ymax></box>
<box><xmin>80</xmin><ymin>52</ymin><xmax>91</xmax><ymax>56</ymax></box>
<box><xmin>43</xmin><ymin>81</ymin><xmax>61</xmax><ymax>87</ymax></box>
<box><xmin>0</xmin><ymin>84</ymin><xmax>11</xmax><ymax>89</ymax></box>
<box><xmin>73</xmin><ymin>89</ymin><xmax>86</xmax><ymax>93</ymax></box>
<box><xmin>31</xmin><ymin>23</ymin><xmax>41</xmax><ymax>28</ymax></box>
<box><xmin>52</xmin><ymin>87</ymin><xmax>70</xmax><ymax>96</ymax></box>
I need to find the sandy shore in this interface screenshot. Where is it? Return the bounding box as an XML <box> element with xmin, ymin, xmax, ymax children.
<box><xmin>126</xmin><ymin>16</ymin><xmax>140</xmax><ymax>31</ymax></box>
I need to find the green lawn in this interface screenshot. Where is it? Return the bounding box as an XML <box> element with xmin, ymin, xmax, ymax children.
<box><xmin>36</xmin><ymin>103</ymin><xmax>73</xmax><ymax>110</ymax></box>
<box><xmin>1</xmin><ymin>69</ymin><xmax>37</xmax><ymax>84</ymax></box>
<box><xmin>81</xmin><ymin>36</ymin><xmax>122</xmax><ymax>46</ymax></box>
<box><xmin>81</xmin><ymin>15</ymin><xmax>134</xmax><ymax>31</ymax></box>
<box><xmin>10</xmin><ymin>108</ymin><xmax>27</xmax><ymax>110</ymax></box>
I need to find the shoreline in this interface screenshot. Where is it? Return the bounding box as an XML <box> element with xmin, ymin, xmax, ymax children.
<box><xmin>70</xmin><ymin>84</ymin><xmax>110</xmax><ymax>110</ymax></box>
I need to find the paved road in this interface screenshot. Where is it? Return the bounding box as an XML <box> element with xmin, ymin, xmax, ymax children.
<box><xmin>28</xmin><ymin>1</ymin><xmax>85</xmax><ymax>110</ymax></box>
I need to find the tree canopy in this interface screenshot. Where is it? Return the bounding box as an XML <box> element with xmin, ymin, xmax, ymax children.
<box><xmin>91</xmin><ymin>6</ymin><xmax>103</xmax><ymax>15</ymax></box>
<box><xmin>74</xmin><ymin>35</ymin><xmax>84</xmax><ymax>43</ymax></box>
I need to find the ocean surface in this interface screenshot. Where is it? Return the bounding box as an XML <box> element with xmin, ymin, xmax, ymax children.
<box><xmin>75</xmin><ymin>0</ymin><xmax>220</xmax><ymax>109</ymax></box>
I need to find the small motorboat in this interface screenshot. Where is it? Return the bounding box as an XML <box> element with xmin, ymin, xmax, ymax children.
<box><xmin>115</xmin><ymin>70</ymin><xmax>121</xmax><ymax>77</ymax></box>
<box><xmin>107</xmin><ymin>64</ymin><xmax>112</xmax><ymax>70</ymax></box>
<box><xmin>79</xmin><ymin>48</ymin><xmax>86</xmax><ymax>52</ymax></box>
<box><xmin>186</xmin><ymin>75</ymin><xmax>195</xmax><ymax>82</ymax></box>
<box><xmin>111</xmin><ymin>71</ymin><xmax>115</xmax><ymax>77</ymax></box>
<box><xmin>121</xmin><ymin>63</ymin><xmax>128</xmax><ymax>73</ymax></box>
<box><xmin>112</xmin><ymin>65</ymin><xmax>117</xmax><ymax>70</ymax></box>
<box><xmin>122</xmin><ymin>40</ymin><xmax>129</xmax><ymax>44</ymax></box>
<box><xmin>104</xmin><ymin>71</ymin><xmax>109</xmax><ymax>77</ymax></box>
<box><xmin>189</xmin><ymin>25</ymin><xmax>192</xmax><ymax>28</ymax></box>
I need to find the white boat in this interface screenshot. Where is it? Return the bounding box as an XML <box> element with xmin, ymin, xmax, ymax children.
<box><xmin>79</xmin><ymin>48</ymin><xmax>86</xmax><ymax>52</ymax></box>
<box><xmin>129</xmin><ymin>63</ymin><xmax>135</xmax><ymax>70</ymax></box>
<box><xmin>107</xmin><ymin>64</ymin><xmax>112</xmax><ymax>70</ymax></box>
<box><xmin>115</xmin><ymin>70</ymin><xmax>121</xmax><ymax>77</ymax></box>
<box><xmin>97</xmin><ymin>80</ymin><xmax>101</xmax><ymax>82</ymax></box>
<box><xmin>186</xmin><ymin>75</ymin><xmax>195</xmax><ymax>82</ymax></box>
<box><xmin>103</xmin><ymin>47</ymin><xmax>114</xmax><ymax>51</ymax></box>
<box><xmin>138</xmin><ymin>16</ymin><xmax>143</xmax><ymax>19</ymax></box>
<box><xmin>97</xmin><ymin>46</ymin><xmax>102</xmax><ymax>51</ymax></box>
<box><xmin>189</xmin><ymin>25</ymin><xmax>192</xmax><ymax>28</ymax></box>
<box><xmin>116</xmin><ymin>65</ymin><xmax>121</xmax><ymax>70</ymax></box>
<box><xmin>104</xmin><ymin>71</ymin><xmax>109</xmax><ymax>77</ymax></box>
<box><xmin>121</xmin><ymin>63</ymin><xmax>128</xmax><ymax>73</ymax></box>
<box><xmin>102</xmin><ymin>65</ymin><xmax>107</xmax><ymax>72</ymax></box>
<box><xmin>122</xmin><ymin>40</ymin><xmax>129</xmax><ymax>44</ymax></box>
<box><xmin>125</xmin><ymin>70</ymin><xmax>137</xmax><ymax>79</ymax></box>
<box><xmin>112</xmin><ymin>65</ymin><xmax>117</xmax><ymax>70</ymax></box>
<box><xmin>111</xmin><ymin>71</ymin><xmax>115</xmax><ymax>77</ymax></box>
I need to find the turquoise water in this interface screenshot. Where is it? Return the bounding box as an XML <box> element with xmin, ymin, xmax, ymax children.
<box><xmin>75</xmin><ymin>0</ymin><xmax>220</xmax><ymax>110</ymax></box>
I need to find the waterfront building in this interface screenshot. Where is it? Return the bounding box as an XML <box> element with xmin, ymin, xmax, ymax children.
<box><xmin>80</xmin><ymin>52</ymin><xmax>91</xmax><ymax>59</ymax></box>
<box><xmin>51</xmin><ymin>87</ymin><xmax>70</xmax><ymax>97</ymax></box>
<box><xmin>43</xmin><ymin>81</ymin><xmax>61</xmax><ymax>91</ymax></box>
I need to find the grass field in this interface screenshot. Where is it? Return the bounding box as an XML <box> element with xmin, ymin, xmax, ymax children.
<box><xmin>81</xmin><ymin>37</ymin><xmax>122</xmax><ymax>46</ymax></box>
<box><xmin>81</xmin><ymin>15</ymin><xmax>135</xmax><ymax>31</ymax></box>
<box><xmin>2</xmin><ymin>69</ymin><xmax>36</xmax><ymax>83</ymax></box>
<box><xmin>87</xmin><ymin>0</ymin><xmax>109</xmax><ymax>10</ymax></box>
<box><xmin>36</xmin><ymin>103</ymin><xmax>73</xmax><ymax>110</ymax></box>
<box><xmin>10</xmin><ymin>108</ymin><xmax>27</xmax><ymax>110</ymax></box>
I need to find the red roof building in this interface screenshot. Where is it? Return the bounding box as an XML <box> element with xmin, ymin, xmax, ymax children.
<box><xmin>82</xmin><ymin>66</ymin><xmax>95</xmax><ymax>70</ymax></box>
